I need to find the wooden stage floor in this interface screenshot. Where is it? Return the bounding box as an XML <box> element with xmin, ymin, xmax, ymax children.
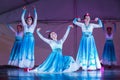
<box><xmin>0</xmin><ymin>65</ymin><xmax>120</xmax><ymax>80</ymax></box>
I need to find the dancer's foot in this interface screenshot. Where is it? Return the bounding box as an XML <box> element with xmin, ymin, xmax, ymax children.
<box><xmin>24</xmin><ymin>68</ymin><xmax>32</xmax><ymax>72</ymax></box>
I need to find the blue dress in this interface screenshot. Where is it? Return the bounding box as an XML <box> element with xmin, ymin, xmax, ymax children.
<box><xmin>102</xmin><ymin>33</ymin><xmax>116</xmax><ymax>65</ymax></box>
<box><xmin>73</xmin><ymin>18</ymin><xmax>103</xmax><ymax>70</ymax></box>
<box><xmin>19</xmin><ymin>8</ymin><xmax>37</xmax><ymax>68</ymax></box>
<box><xmin>29</xmin><ymin>26</ymin><xmax>79</xmax><ymax>73</ymax></box>
<box><xmin>8</xmin><ymin>36</ymin><xmax>23</xmax><ymax>66</ymax></box>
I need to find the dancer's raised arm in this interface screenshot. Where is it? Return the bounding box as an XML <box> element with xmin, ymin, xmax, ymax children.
<box><xmin>32</xmin><ymin>8</ymin><xmax>37</xmax><ymax>27</ymax></box>
<box><xmin>21</xmin><ymin>7</ymin><xmax>27</xmax><ymax>27</ymax></box>
<box><xmin>92</xmin><ymin>18</ymin><xmax>103</xmax><ymax>28</ymax></box>
<box><xmin>73</xmin><ymin>18</ymin><xmax>84</xmax><ymax>27</ymax></box>
<box><xmin>36</xmin><ymin>28</ymin><xmax>50</xmax><ymax>44</ymax></box>
<box><xmin>61</xmin><ymin>25</ymin><xmax>73</xmax><ymax>43</ymax></box>
<box><xmin>7</xmin><ymin>24</ymin><xmax>16</xmax><ymax>33</ymax></box>
<box><xmin>113</xmin><ymin>23</ymin><xmax>116</xmax><ymax>33</ymax></box>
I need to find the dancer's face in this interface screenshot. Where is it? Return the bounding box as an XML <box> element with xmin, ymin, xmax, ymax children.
<box><xmin>17</xmin><ymin>25</ymin><xmax>22</xmax><ymax>32</ymax></box>
<box><xmin>107</xmin><ymin>27</ymin><xmax>112</xmax><ymax>35</ymax></box>
<box><xmin>26</xmin><ymin>17</ymin><xmax>33</xmax><ymax>25</ymax></box>
<box><xmin>50</xmin><ymin>32</ymin><xmax>57</xmax><ymax>40</ymax></box>
<box><xmin>84</xmin><ymin>16</ymin><xmax>90</xmax><ymax>23</ymax></box>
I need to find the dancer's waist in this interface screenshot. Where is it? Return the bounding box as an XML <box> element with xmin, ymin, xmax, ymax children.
<box><xmin>52</xmin><ymin>48</ymin><xmax>62</xmax><ymax>52</ymax></box>
<box><xmin>15</xmin><ymin>36</ymin><xmax>22</xmax><ymax>41</ymax></box>
<box><xmin>24</xmin><ymin>32</ymin><xmax>33</xmax><ymax>36</ymax></box>
<box><xmin>82</xmin><ymin>32</ymin><xmax>92</xmax><ymax>37</ymax></box>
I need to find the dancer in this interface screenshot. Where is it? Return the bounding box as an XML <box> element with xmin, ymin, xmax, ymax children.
<box><xmin>101</xmin><ymin>23</ymin><xmax>117</xmax><ymax>66</ymax></box>
<box><xmin>7</xmin><ymin>24</ymin><xmax>23</xmax><ymax>67</ymax></box>
<box><xmin>19</xmin><ymin>7</ymin><xmax>37</xmax><ymax>68</ymax></box>
<box><xmin>29</xmin><ymin>25</ymin><xmax>79</xmax><ymax>73</ymax></box>
<box><xmin>73</xmin><ymin>13</ymin><xmax>103</xmax><ymax>70</ymax></box>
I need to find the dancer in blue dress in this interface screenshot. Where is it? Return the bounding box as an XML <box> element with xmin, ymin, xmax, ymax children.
<box><xmin>73</xmin><ymin>13</ymin><xmax>103</xmax><ymax>70</ymax></box>
<box><xmin>101</xmin><ymin>23</ymin><xmax>117</xmax><ymax>66</ymax></box>
<box><xmin>29</xmin><ymin>25</ymin><xmax>79</xmax><ymax>73</ymax></box>
<box><xmin>7</xmin><ymin>24</ymin><xmax>23</xmax><ymax>67</ymax></box>
<box><xmin>19</xmin><ymin>7</ymin><xmax>37</xmax><ymax>68</ymax></box>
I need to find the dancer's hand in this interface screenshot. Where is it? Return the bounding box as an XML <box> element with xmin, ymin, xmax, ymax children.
<box><xmin>32</xmin><ymin>5</ymin><xmax>35</xmax><ymax>8</ymax></box>
<box><xmin>69</xmin><ymin>25</ymin><xmax>74</xmax><ymax>28</ymax></box>
<box><xmin>73</xmin><ymin>18</ymin><xmax>79</xmax><ymax>23</ymax></box>
<box><xmin>37</xmin><ymin>28</ymin><xmax>41</xmax><ymax>32</ymax></box>
<box><xmin>77</xmin><ymin>18</ymin><xmax>81</xmax><ymax>22</ymax></box>
<box><xmin>32</xmin><ymin>5</ymin><xmax>36</xmax><ymax>10</ymax></box>
<box><xmin>6</xmin><ymin>24</ymin><xmax>10</xmax><ymax>28</ymax></box>
<box><xmin>23</xmin><ymin>6</ymin><xmax>26</xmax><ymax>10</ymax></box>
<box><xmin>112</xmin><ymin>22</ymin><xmax>116</xmax><ymax>25</ymax></box>
<box><xmin>94</xmin><ymin>17</ymin><xmax>99</xmax><ymax>22</ymax></box>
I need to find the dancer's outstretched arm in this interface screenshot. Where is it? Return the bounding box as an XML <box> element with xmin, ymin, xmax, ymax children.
<box><xmin>113</xmin><ymin>23</ymin><xmax>116</xmax><ymax>33</ymax></box>
<box><xmin>36</xmin><ymin>28</ymin><xmax>50</xmax><ymax>44</ymax></box>
<box><xmin>7</xmin><ymin>24</ymin><xmax>16</xmax><ymax>33</ymax></box>
<box><xmin>73</xmin><ymin>18</ymin><xmax>84</xmax><ymax>27</ymax></box>
<box><xmin>61</xmin><ymin>25</ymin><xmax>73</xmax><ymax>43</ymax></box>
<box><xmin>21</xmin><ymin>7</ymin><xmax>27</xmax><ymax>27</ymax></box>
<box><xmin>32</xmin><ymin>8</ymin><xmax>37</xmax><ymax>27</ymax></box>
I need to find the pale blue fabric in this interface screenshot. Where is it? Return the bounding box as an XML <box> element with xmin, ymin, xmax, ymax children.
<box><xmin>76</xmin><ymin>32</ymin><xmax>101</xmax><ymax>70</ymax></box>
<box><xmin>102</xmin><ymin>40</ymin><xmax>116</xmax><ymax>65</ymax></box>
<box><xmin>19</xmin><ymin>32</ymin><xmax>35</xmax><ymax>68</ymax></box>
<box><xmin>35</xmin><ymin>48</ymin><xmax>75</xmax><ymax>72</ymax></box>
<box><xmin>8</xmin><ymin>36</ymin><xmax>22</xmax><ymax>66</ymax></box>
<box><xmin>19</xmin><ymin>8</ymin><xmax>37</xmax><ymax>68</ymax></box>
<box><xmin>29</xmin><ymin>26</ymin><xmax>79</xmax><ymax>73</ymax></box>
<box><xmin>73</xmin><ymin>18</ymin><xmax>102</xmax><ymax>70</ymax></box>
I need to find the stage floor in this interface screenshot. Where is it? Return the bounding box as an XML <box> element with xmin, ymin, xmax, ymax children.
<box><xmin>0</xmin><ymin>65</ymin><xmax>120</xmax><ymax>80</ymax></box>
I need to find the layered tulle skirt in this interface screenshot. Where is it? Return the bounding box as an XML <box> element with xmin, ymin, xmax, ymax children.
<box><xmin>29</xmin><ymin>48</ymin><xmax>79</xmax><ymax>73</ymax></box>
<box><xmin>76</xmin><ymin>32</ymin><xmax>101</xmax><ymax>70</ymax></box>
<box><xmin>102</xmin><ymin>40</ymin><xmax>116</xmax><ymax>65</ymax></box>
<box><xmin>19</xmin><ymin>32</ymin><xmax>35</xmax><ymax>68</ymax></box>
<box><xmin>8</xmin><ymin>36</ymin><xmax>22</xmax><ymax>66</ymax></box>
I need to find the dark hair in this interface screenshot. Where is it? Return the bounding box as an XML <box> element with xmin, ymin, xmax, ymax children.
<box><xmin>25</xmin><ymin>16</ymin><xmax>34</xmax><ymax>24</ymax></box>
<box><xmin>83</xmin><ymin>13</ymin><xmax>90</xmax><ymax>19</ymax></box>
<box><xmin>17</xmin><ymin>24</ymin><xmax>22</xmax><ymax>32</ymax></box>
<box><xmin>48</xmin><ymin>32</ymin><xmax>52</xmax><ymax>40</ymax></box>
<box><xmin>107</xmin><ymin>27</ymin><xmax>112</xmax><ymax>31</ymax></box>
<box><xmin>17</xmin><ymin>24</ymin><xmax>22</xmax><ymax>29</ymax></box>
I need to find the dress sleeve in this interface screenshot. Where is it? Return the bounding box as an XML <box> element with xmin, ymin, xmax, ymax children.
<box><xmin>61</xmin><ymin>26</ymin><xmax>71</xmax><ymax>43</ymax></box>
<box><xmin>113</xmin><ymin>23</ymin><xmax>116</xmax><ymax>33</ymax></box>
<box><xmin>73</xmin><ymin>18</ymin><xmax>84</xmax><ymax>27</ymax></box>
<box><xmin>21</xmin><ymin>9</ymin><xmax>27</xmax><ymax>27</ymax></box>
<box><xmin>36</xmin><ymin>30</ymin><xmax>50</xmax><ymax>44</ymax></box>
<box><xmin>8</xmin><ymin>25</ymin><xmax>17</xmax><ymax>34</ymax></box>
<box><xmin>92</xmin><ymin>18</ymin><xmax>103</xmax><ymax>28</ymax></box>
<box><xmin>32</xmin><ymin>8</ymin><xmax>37</xmax><ymax>28</ymax></box>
